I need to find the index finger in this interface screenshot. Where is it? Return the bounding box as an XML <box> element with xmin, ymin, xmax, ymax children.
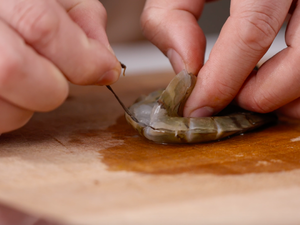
<box><xmin>141</xmin><ymin>0</ymin><xmax>206</xmax><ymax>75</ymax></box>
<box><xmin>0</xmin><ymin>0</ymin><xmax>121</xmax><ymax>85</ymax></box>
<box><xmin>184</xmin><ymin>0</ymin><xmax>292</xmax><ymax>117</ymax></box>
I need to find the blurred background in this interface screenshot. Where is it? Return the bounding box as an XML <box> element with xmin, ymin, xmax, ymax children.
<box><xmin>100</xmin><ymin>0</ymin><xmax>287</xmax><ymax>75</ymax></box>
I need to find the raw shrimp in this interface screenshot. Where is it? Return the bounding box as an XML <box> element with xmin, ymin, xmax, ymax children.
<box><xmin>124</xmin><ymin>70</ymin><xmax>277</xmax><ymax>144</ymax></box>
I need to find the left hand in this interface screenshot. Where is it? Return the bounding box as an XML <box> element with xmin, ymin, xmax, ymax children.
<box><xmin>141</xmin><ymin>0</ymin><xmax>300</xmax><ymax>119</ymax></box>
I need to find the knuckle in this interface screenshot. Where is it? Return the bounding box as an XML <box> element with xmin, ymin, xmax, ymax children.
<box><xmin>236</xmin><ymin>10</ymin><xmax>279</xmax><ymax>51</ymax></box>
<box><xmin>94</xmin><ymin>0</ymin><xmax>107</xmax><ymax>18</ymax></box>
<box><xmin>141</xmin><ymin>7</ymin><xmax>164</xmax><ymax>40</ymax></box>
<box><xmin>74</xmin><ymin>0</ymin><xmax>107</xmax><ymax>19</ymax></box>
<box><xmin>248</xmin><ymin>92</ymin><xmax>276</xmax><ymax>113</ymax></box>
<box><xmin>68</xmin><ymin>62</ymin><xmax>98</xmax><ymax>85</ymax></box>
<box><xmin>214</xmin><ymin>79</ymin><xmax>239</xmax><ymax>102</ymax></box>
<box><xmin>13</xmin><ymin>0</ymin><xmax>59</xmax><ymax>46</ymax></box>
<box><xmin>140</xmin><ymin>8</ymin><xmax>152</xmax><ymax>30</ymax></box>
<box><xmin>68</xmin><ymin>72</ymin><xmax>88</xmax><ymax>85</ymax></box>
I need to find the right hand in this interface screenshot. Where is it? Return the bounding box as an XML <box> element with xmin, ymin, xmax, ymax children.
<box><xmin>0</xmin><ymin>0</ymin><xmax>121</xmax><ymax>134</ymax></box>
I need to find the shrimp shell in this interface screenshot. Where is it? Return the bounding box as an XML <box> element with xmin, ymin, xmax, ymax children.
<box><xmin>125</xmin><ymin>70</ymin><xmax>277</xmax><ymax>144</ymax></box>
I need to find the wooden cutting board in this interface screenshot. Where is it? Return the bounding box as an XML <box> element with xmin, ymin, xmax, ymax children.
<box><xmin>1</xmin><ymin>71</ymin><xmax>300</xmax><ymax>225</ymax></box>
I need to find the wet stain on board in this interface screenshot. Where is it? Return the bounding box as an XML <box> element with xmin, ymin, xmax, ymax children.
<box><xmin>1</xmin><ymin>77</ymin><xmax>300</xmax><ymax>176</ymax></box>
<box><xmin>101</xmin><ymin>116</ymin><xmax>300</xmax><ymax>175</ymax></box>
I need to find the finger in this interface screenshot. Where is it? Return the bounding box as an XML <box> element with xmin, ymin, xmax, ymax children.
<box><xmin>289</xmin><ymin>0</ymin><xmax>298</xmax><ymax>14</ymax></box>
<box><xmin>59</xmin><ymin>0</ymin><xmax>110</xmax><ymax>45</ymax></box>
<box><xmin>0</xmin><ymin>97</ymin><xmax>33</xmax><ymax>134</ymax></box>
<box><xmin>277</xmin><ymin>98</ymin><xmax>300</xmax><ymax>119</ymax></box>
<box><xmin>0</xmin><ymin>19</ymin><xmax>68</xmax><ymax>112</ymax></box>
<box><xmin>141</xmin><ymin>0</ymin><xmax>206</xmax><ymax>75</ymax></box>
<box><xmin>234</xmin><ymin>1</ymin><xmax>300</xmax><ymax>114</ymax></box>
<box><xmin>184</xmin><ymin>0</ymin><xmax>292</xmax><ymax>117</ymax></box>
<box><xmin>60</xmin><ymin>0</ymin><xmax>120</xmax><ymax>85</ymax></box>
<box><xmin>0</xmin><ymin>0</ymin><xmax>120</xmax><ymax>85</ymax></box>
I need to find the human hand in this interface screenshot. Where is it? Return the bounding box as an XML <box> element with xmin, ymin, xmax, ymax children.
<box><xmin>141</xmin><ymin>0</ymin><xmax>299</xmax><ymax>118</ymax></box>
<box><xmin>0</xmin><ymin>0</ymin><xmax>121</xmax><ymax>134</ymax></box>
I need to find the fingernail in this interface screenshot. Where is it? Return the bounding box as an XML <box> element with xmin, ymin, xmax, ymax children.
<box><xmin>97</xmin><ymin>69</ymin><xmax>119</xmax><ymax>85</ymax></box>
<box><xmin>167</xmin><ymin>49</ymin><xmax>185</xmax><ymax>73</ymax></box>
<box><xmin>189</xmin><ymin>106</ymin><xmax>214</xmax><ymax>117</ymax></box>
